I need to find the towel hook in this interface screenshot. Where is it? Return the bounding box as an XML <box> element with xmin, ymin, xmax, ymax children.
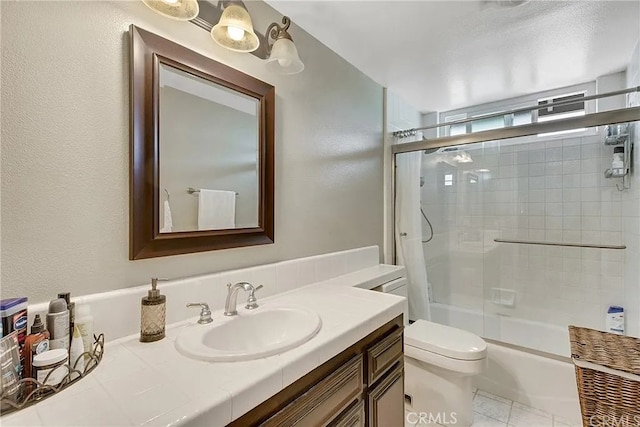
<box><xmin>164</xmin><ymin>188</ymin><xmax>170</xmax><ymax>202</ymax></box>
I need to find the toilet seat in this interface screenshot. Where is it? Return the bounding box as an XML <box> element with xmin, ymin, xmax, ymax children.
<box><xmin>405</xmin><ymin>320</ymin><xmax>487</xmax><ymax>361</ymax></box>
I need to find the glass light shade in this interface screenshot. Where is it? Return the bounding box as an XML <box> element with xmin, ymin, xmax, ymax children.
<box><xmin>141</xmin><ymin>0</ymin><xmax>199</xmax><ymax>21</ymax></box>
<box><xmin>211</xmin><ymin>5</ymin><xmax>259</xmax><ymax>53</ymax></box>
<box><xmin>265</xmin><ymin>38</ymin><xmax>304</xmax><ymax>75</ymax></box>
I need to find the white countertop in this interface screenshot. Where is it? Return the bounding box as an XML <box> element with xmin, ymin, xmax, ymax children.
<box><xmin>3</xmin><ymin>272</ymin><xmax>405</xmax><ymax>427</ymax></box>
<box><xmin>319</xmin><ymin>264</ymin><xmax>406</xmax><ymax>290</ymax></box>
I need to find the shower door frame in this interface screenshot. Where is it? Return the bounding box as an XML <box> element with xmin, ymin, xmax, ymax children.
<box><xmin>390</xmin><ymin>105</ymin><xmax>640</xmax><ymax>264</ymax></box>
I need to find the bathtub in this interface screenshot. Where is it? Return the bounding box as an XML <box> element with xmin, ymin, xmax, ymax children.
<box><xmin>430</xmin><ymin>302</ymin><xmax>582</xmax><ymax>423</ymax></box>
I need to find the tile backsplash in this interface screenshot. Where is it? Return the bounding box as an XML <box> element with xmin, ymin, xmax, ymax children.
<box><xmin>25</xmin><ymin>246</ymin><xmax>380</xmax><ymax>342</ymax></box>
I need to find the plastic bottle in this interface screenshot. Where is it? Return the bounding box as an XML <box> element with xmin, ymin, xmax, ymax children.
<box><xmin>74</xmin><ymin>304</ymin><xmax>94</xmax><ymax>355</ymax></box>
<box><xmin>69</xmin><ymin>325</ymin><xmax>85</xmax><ymax>379</ymax></box>
<box><xmin>23</xmin><ymin>314</ymin><xmax>50</xmax><ymax>380</ymax></box>
<box><xmin>612</xmin><ymin>147</ymin><xmax>624</xmax><ymax>175</ymax></box>
<box><xmin>606</xmin><ymin>306</ymin><xmax>625</xmax><ymax>335</ymax></box>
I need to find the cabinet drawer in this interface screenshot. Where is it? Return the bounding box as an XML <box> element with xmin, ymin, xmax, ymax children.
<box><xmin>262</xmin><ymin>355</ymin><xmax>364</xmax><ymax>427</ymax></box>
<box><xmin>366</xmin><ymin>327</ymin><xmax>403</xmax><ymax>385</ymax></box>
<box><xmin>330</xmin><ymin>400</ymin><xmax>365</xmax><ymax>427</ymax></box>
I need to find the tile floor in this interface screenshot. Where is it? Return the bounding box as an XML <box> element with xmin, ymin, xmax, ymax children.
<box><xmin>405</xmin><ymin>389</ymin><xmax>581</xmax><ymax>427</ymax></box>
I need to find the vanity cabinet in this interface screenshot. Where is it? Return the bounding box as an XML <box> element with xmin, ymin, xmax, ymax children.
<box><xmin>228</xmin><ymin>315</ymin><xmax>404</xmax><ymax>427</ymax></box>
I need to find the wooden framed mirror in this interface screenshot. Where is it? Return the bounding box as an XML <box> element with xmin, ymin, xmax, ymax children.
<box><xmin>129</xmin><ymin>25</ymin><xmax>274</xmax><ymax>260</ymax></box>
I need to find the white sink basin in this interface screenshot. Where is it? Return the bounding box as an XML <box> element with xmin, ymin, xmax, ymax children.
<box><xmin>175</xmin><ymin>307</ymin><xmax>322</xmax><ymax>362</ymax></box>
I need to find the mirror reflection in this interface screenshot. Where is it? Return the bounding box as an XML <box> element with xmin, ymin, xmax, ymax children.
<box><xmin>158</xmin><ymin>63</ymin><xmax>260</xmax><ymax>233</ymax></box>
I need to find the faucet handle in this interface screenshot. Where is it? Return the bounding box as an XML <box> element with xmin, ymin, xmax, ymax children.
<box><xmin>186</xmin><ymin>302</ymin><xmax>213</xmax><ymax>324</ymax></box>
<box><xmin>246</xmin><ymin>285</ymin><xmax>263</xmax><ymax>310</ymax></box>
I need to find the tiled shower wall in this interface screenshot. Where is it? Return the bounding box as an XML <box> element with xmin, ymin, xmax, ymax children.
<box><xmin>421</xmin><ymin>127</ymin><xmax>638</xmax><ymax>336</ymax></box>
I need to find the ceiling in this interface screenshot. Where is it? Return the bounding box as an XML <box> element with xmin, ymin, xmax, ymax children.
<box><xmin>265</xmin><ymin>0</ymin><xmax>640</xmax><ymax>113</ymax></box>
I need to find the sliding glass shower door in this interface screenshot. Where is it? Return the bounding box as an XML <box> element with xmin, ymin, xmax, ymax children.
<box><xmin>395</xmin><ymin>119</ymin><xmax>639</xmax><ymax>357</ymax></box>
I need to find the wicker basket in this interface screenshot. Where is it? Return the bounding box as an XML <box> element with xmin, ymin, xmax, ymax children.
<box><xmin>568</xmin><ymin>326</ymin><xmax>640</xmax><ymax>427</ymax></box>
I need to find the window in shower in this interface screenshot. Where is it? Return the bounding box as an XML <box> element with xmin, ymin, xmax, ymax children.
<box><xmin>537</xmin><ymin>92</ymin><xmax>586</xmax><ymax>122</ymax></box>
<box><xmin>440</xmin><ymin>82</ymin><xmax>595</xmax><ymax>137</ymax></box>
<box><xmin>470</xmin><ymin>113</ymin><xmax>505</xmax><ymax>133</ymax></box>
<box><xmin>537</xmin><ymin>92</ymin><xmax>587</xmax><ymax>136</ymax></box>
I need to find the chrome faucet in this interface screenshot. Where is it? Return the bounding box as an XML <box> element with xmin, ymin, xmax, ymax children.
<box><xmin>186</xmin><ymin>302</ymin><xmax>213</xmax><ymax>324</ymax></box>
<box><xmin>224</xmin><ymin>282</ymin><xmax>263</xmax><ymax>316</ymax></box>
<box><xmin>245</xmin><ymin>284</ymin><xmax>263</xmax><ymax>310</ymax></box>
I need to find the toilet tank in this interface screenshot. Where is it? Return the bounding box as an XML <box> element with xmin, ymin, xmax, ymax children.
<box><xmin>372</xmin><ymin>278</ymin><xmax>408</xmax><ymax>297</ymax></box>
<box><xmin>372</xmin><ymin>277</ymin><xmax>409</xmax><ymax>324</ymax></box>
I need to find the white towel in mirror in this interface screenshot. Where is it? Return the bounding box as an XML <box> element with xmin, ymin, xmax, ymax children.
<box><xmin>160</xmin><ymin>200</ymin><xmax>173</xmax><ymax>233</ymax></box>
<box><xmin>197</xmin><ymin>189</ymin><xmax>236</xmax><ymax>230</ymax></box>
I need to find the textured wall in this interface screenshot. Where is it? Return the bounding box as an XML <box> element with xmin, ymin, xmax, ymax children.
<box><xmin>1</xmin><ymin>1</ymin><xmax>384</xmax><ymax>302</ymax></box>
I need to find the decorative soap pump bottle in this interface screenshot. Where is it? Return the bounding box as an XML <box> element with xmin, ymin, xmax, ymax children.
<box><xmin>140</xmin><ymin>277</ymin><xmax>168</xmax><ymax>342</ymax></box>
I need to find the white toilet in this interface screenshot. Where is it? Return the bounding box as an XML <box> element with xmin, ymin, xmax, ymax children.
<box><xmin>373</xmin><ymin>280</ymin><xmax>488</xmax><ymax>427</ymax></box>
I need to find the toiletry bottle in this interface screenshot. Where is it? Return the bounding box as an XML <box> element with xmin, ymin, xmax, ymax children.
<box><xmin>69</xmin><ymin>324</ymin><xmax>85</xmax><ymax>378</ymax></box>
<box><xmin>140</xmin><ymin>278</ymin><xmax>167</xmax><ymax>342</ymax></box>
<box><xmin>23</xmin><ymin>314</ymin><xmax>50</xmax><ymax>380</ymax></box>
<box><xmin>0</xmin><ymin>298</ymin><xmax>28</xmax><ymax>367</ymax></box>
<box><xmin>612</xmin><ymin>147</ymin><xmax>624</xmax><ymax>175</ymax></box>
<box><xmin>74</xmin><ymin>304</ymin><xmax>94</xmax><ymax>355</ymax></box>
<box><xmin>606</xmin><ymin>306</ymin><xmax>625</xmax><ymax>335</ymax></box>
<box><xmin>47</xmin><ymin>298</ymin><xmax>70</xmax><ymax>351</ymax></box>
<box><xmin>57</xmin><ymin>292</ymin><xmax>75</xmax><ymax>345</ymax></box>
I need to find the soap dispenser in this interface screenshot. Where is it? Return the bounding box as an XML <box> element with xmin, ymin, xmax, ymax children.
<box><xmin>140</xmin><ymin>277</ymin><xmax>168</xmax><ymax>342</ymax></box>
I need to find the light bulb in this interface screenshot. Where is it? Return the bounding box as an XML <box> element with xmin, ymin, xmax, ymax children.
<box><xmin>226</xmin><ymin>26</ymin><xmax>245</xmax><ymax>41</ymax></box>
<box><xmin>278</xmin><ymin>58</ymin><xmax>292</xmax><ymax>68</ymax></box>
<box><xmin>161</xmin><ymin>0</ymin><xmax>179</xmax><ymax>4</ymax></box>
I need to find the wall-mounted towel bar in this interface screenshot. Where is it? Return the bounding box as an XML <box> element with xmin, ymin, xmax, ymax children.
<box><xmin>187</xmin><ymin>187</ymin><xmax>239</xmax><ymax>196</ymax></box>
<box><xmin>494</xmin><ymin>238</ymin><xmax>626</xmax><ymax>250</ymax></box>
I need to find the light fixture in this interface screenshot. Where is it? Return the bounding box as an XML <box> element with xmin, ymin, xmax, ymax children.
<box><xmin>184</xmin><ymin>1</ymin><xmax>305</xmax><ymax>75</ymax></box>
<box><xmin>452</xmin><ymin>151</ymin><xmax>473</xmax><ymax>163</ymax></box>
<box><xmin>265</xmin><ymin>17</ymin><xmax>304</xmax><ymax>75</ymax></box>
<box><xmin>142</xmin><ymin>0</ymin><xmax>199</xmax><ymax>21</ymax></box>
<box><xmin>211</xmin><ymin>4</ymin><xmax>260</xmax><ymax>53</ymax></box>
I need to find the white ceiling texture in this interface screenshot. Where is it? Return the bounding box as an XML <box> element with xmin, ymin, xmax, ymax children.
<box><xmin>265</xmin><ymin>0</ymin><xmax>640</xmax><ymax>113</ymax></box>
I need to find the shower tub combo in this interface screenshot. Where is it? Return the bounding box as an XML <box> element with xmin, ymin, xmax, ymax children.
<box><xmin>392</xmin><ymin>86</ymin><xmax>640</xmax><ymax>423</ymax></box>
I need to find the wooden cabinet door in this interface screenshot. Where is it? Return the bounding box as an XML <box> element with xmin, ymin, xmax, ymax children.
<box><xmin>330</xmin><ymin>400</ymin><xmax>365</xmax><ymax>427</ymax></box>
<box><xmin>367</xmin><ymin>363</ymin><xmax>404</xmax><ymax>427</ymax></box>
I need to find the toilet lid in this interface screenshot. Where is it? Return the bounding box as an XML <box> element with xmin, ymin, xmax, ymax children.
<box><xmin>405</xmin><ymin>320</ymin><xmax>487</xmax><ymax>361</ymax></box>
